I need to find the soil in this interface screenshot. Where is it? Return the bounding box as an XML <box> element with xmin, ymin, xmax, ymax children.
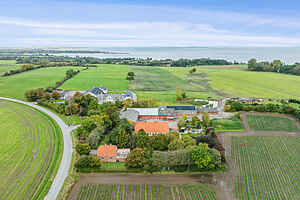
<box><xmin>68</xmin><ymin>112</ymin><xmax>300</xmax><ymax>200</ymax></box>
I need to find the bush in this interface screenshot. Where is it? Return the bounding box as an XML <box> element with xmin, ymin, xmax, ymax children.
<box><xmin>195</xmin><ymin>135</ymin><xmax>216</xmax><ymax>148</ymax></box>
<box><xmin>75</xmin><ymin>155</ymin><xmax>102</xmax><ymax>169</ymax></box>
<box><xmin>168</xmin><ymin>139</ymin><xmax>184</xmax><ymax>151</ymax></box>
<box><xmin>75</xmin><ymin>144</ymin><xmax>91</xmax><ymax>155</ymax></box>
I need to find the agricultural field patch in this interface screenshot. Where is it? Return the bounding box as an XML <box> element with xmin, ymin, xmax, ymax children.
<box><xmin>76</xmin><ymin>184</ymin><xmax>216</xmax><ymax>200</ymax></box>
<box><xmin>231</xmin><ymin>136</ymin><xmax>299</xmax><ymax>200</ymax></box>
<box><xmin>209</xmin><ymin>69</ymin><xmax>300</xmax><ymax>99</ymax></box>
<box><xmin>211</xmin><ymin>116</ymin><xmax>244</xmax><ymax>132</ymax></box>
<box><xmin>0</xmin><ymin>101</ymin><xmax>62</xmax><ymax>200</ymax></box>
<box><xmin>246</xmin><ymin>114</ymin><xmax>299</xmax><ymax>132</ymax></box>
<box><xmin>60</xmin><ymin>64</ymin><xmax>130</xmax><ymax>91</ymax></box>
<box><xmin>0</xmin><ymin>60</ymin><xmax>20</xmax><ymax>75</ymax></box>
<box><xmin>0</xmin><ymin>67</ymin><xmax>75</xmax><ymax>99</ymax></box>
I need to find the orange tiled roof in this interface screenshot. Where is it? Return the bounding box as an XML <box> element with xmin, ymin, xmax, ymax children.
<box><xmin>135</xmin><ymin>121</ymin><xmax>169</xmax><ymax>133</ymax></box>
<box><xmin>97</xmin><ymin>144</ymin><xmax>117</xmax><ymax>158</ymax></box>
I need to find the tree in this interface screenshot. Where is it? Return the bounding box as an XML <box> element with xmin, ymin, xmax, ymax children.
<box><xmin>189</xmin><ymin>68</ymin><xmax>196</xmax><ymax>74</ymax></box>
<box><xmin>66</xmin><ymin>69</ymin><xmax>75</xmax><ymax>78</ymax></box>
<box><xmin>126</xmin><ymin>71</ymin><xmax>135</xmax><ymax>81</ymax></box>
<box><xmin>125</xmin><ymin>148</ymin><xmax>147</xmax><ymax>169</ymax></box>
<box><xmin>116</xmin><ymin>129</ymin><xmax>130</xmax><ymax>148</ymax></box>
<box><xmin>182</xmin><ymin>135</ymin><xmax>195</xmax><ymax>148</ymax></box>
<box><xmin>202</xmin><ymin>112</ymin><xmax>210</xmax><ymax>128</ymax></box>
<box><xmin>149</xmin><ymin>134</ymin><xmax>170</xmax><ymax>151</ymax></box>
<box><xmin>248</xmin><ymin>58</ymin><xmax>257</xmax><ymax>71</ymax></box>
<box><xmin>191</xmin><ymin>116</ymin><xmax>201</xmax><ymax>128</ymax></box>
<box><xmin>135</xmin><ymin>129</ymin><xmax>149</xmax><ymax>148</ymax></box>
<box><xmin>75</xmin><ymin>144</ymin><xmax>91</xmax><ymax>155</ymax></box>
<box><xmin>88</xmin><ymin>127</ymin><xmax>105</xmax><ymax>149</ymax></box>
<box><xmin>181</xmin><ymin>91</ymin><xmax>187</xmax><ymax>99</ymax></box>
<box><xmin>176</xmin><ymin>88</ymin><xmax>182</xmax><ymax>101</ymax></box>
<box><xmin>272</xmin><ymin>60</ymin><xmax>282</xmax><ymax>72</ymax></box>
<box><xmin>178</xmin><ymin>117</ymin><xmax>186</xmax><ymax>130</ymax></box>
<box><xmin>52</xmin><ymin>91</ymin><xmax>61</xmax><ymax>100</ymax></box>
<box><xmin>191</xmin><ymin>143</ymin><xmax>212</xmax><ymax>169</ymax></box>
<box><xmin>168</xmin><ymin>139</ymin><xmax>184</xmax><ymax>151</ymax></box>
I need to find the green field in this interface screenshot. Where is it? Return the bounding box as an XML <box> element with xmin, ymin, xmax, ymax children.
<box><xmin>0</xmin><ymin>60</ymin><xmax>20</xmax><ymax>75</ymax></box>
<box><xmin>212</xmin><ymin>116</ymin><xmax>244</xmax><ymax>132</ymax></box>
<box><xmin>60</xmin><ymin>64</ymin><xmax>130</xmax><ymax>91</ymax></box>
<box><xmin>77</xmin><ymin>184</ymin><xmax>216</xmax><ymax>200</ymax></box>
<box><xmin>247</xmin><ymin>114</ymin><xmax>299</xmax><ymax>132</ymax></box>
<box><xmin>231</xmin><ymin>136</ymin><xmax>299</xmax><ymax>200</ymax></box>
<box><xmin>0</xmin><ymin>100</ymin><xmax>62</xmax><ymax>200</ymax></box>
<box><xmin>0</xmin><ymin>67</ymin><xmax>75</xmax><ymax>99</ymax></box>
<box><xmin>209</xmin><ymin>69</ymin><xmax>300</xmax><ymax>99</ymax></box>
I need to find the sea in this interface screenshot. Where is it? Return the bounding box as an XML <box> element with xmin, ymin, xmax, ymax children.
<box><xmin>55</xmin><ymin>47</ymin><xmax>300</xmax><ymax>64</ymax></box>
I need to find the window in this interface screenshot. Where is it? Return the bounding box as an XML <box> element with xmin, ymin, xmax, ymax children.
<box><xmin>109</xmin><ymin>156</ymin><xmax>113</xmax><ymax>160</ymax></box>
<box><xmin>100</xmin><ymin>157</ymin><xmax>104</xmax><ymax>160</ymax></box>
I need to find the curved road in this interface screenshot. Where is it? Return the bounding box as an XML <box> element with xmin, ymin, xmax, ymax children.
<box><xmin>0</xmin><ymin>97</ymin><xmax>74</xmax><ymax>200</ymax></box>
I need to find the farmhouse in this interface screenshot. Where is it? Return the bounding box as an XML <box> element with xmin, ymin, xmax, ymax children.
<box><xmin>97</xmin><ymin>144</ymin><xmax>130</xmax><ymax>162</ymax></box>
<box><xmin>135</xmin><ymin>121</ymin><xmax>170</xmax><ymax>136</ymax></box>
<box><xmin>232</xmin><ymin>97</ymin><xmax>264</xmax><ymax>103</ymax></box>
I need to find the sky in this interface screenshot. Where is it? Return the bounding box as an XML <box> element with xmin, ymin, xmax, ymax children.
<box><xmin>1</xmin><ymin>0</ymin><xmax>300</xmax><ymax>47</ymax></box>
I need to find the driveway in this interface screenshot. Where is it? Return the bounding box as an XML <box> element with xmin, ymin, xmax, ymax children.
<box><xmin>0</xmin><ymin>97</ymin><xmax>74</xmax><ymax>200</ymax></box>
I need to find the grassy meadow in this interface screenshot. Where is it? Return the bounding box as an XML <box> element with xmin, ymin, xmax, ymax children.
<box><xmin>60</xmin><ymin>64</ymin><xmax>130</xmax><ymax>91</ymax></box>
<box><xmin>0</xmin><ymin>100</ymin><xmax>62</xmax><ymax>200</ymax></box>
<box><xmin>231</xmin><ymin>136</ymin><xmax>299</xmax><ymax>200</ymax></box>
<box><xmin>247</xmin><ymin>114</ymin><xmax>299</xmax><ymax>132</ymax></box>
<box><xmin>0</xmin><ymin>67</ymin><xmax>75</xmax><ymax>99</ymax></box>
<box><xmin>0</xmin><ymin>60</ymin><xmax>20</xmax><ymax>75</ymax></box>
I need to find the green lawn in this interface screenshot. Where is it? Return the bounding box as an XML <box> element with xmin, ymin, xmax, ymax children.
<box><xmin>60</xmin><ymin>64</ymin><xmax>130</xmax><ymax>91</ymax></box>
<box><xmin>0</xmin><ymin>100</ymin><xmax>62</xmax><ymax>200</ymax></box>
<box><xmin>247</xmin><ymin>114</ymin><xmax>299</xmax><ymax>132</ymax></box>
<box><xmin>101</xmin><ymin>162</ymin><xmax>126</xmax><ymax>169</ymax></box>
<box><xmin>0</xmin><ymin>67</ymin><xmax>74</xmax><ymax>99</ymax></box>
<box><xmin>211</xmin><ymin>116</ymin><xmax>244</xmax><ymax>132</ymax></box>
<box><xmin>231</xmin><ymin>136</ymin><xmax>299</xmax><ymax>200</ymax></box>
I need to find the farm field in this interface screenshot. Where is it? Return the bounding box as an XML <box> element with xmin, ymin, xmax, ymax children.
<box><xmin>231</xmin><ymin>136</ymin><xmax>299</xmax><ymax>200</ymax></box>
<box><xmin>60</xmin><ymin>64</ymin><xmax>130</xmax><ymax>91</ymax></box>
<box><xmin>209</xmin><ymin>69</ymin><xmax>300</xmax><ymax>99</ymax></box>
<box><xmin>0</xmin><ymin>67</ymin><xmax>75</xmax><ymax>99</ymax></box>
<box><xmin>211</xmin><ymin>116</ymin><xmax>244</xmax><ymax>132</ymax></box>
<box><xmin>246</xmin><ymin>114</ymin><xmax>300</xmax><ymax>132</ymax></box>
<box><xmin>0</xmin><ymin>60</ymin><xmax>20</xmax><ymax>75</ymax></box>
<box><xmin>0</xmin><ymin>100</ymin><xmax>62</xmax><ymax>200</ymax></box>
<box><xmin>76</xmin><ymin>184</ymin><xmax>216</xmax><ymax>200</ymax></box>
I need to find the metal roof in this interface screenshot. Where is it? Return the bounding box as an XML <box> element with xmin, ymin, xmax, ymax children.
<box><xmin>127</xmin><ymin>108</ymin><xmax>159</xmax><ymax>116</ymax></box>
<box><xmin>167</xmin><ymin>106</ymin><xmax>196</xmax><ymax>110</ymax></box>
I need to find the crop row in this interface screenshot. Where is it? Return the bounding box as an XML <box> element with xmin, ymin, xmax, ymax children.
<box><xmin>231</xmin><ymin>136</ymin><xmax>299</xmax><ymax>200</ymax></box>
<box><xmin>77</xmin><ymin>184</ymin><xmax>216</xmax><ymax>200</ymax></box>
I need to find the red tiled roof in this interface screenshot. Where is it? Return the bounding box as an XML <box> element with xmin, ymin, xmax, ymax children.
<box><xmin>97</xmin><ymin>144</ymin><xmax>117</xmax><ymax>158</ymax></box>
<box><xmin>135</xmin><ymin>121</ymin><xmax>169</xmax><ymax>133</ymax></box>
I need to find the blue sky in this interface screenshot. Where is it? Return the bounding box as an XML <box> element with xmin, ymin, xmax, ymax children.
<box><xmin>1</xmin><ymin>0</ymin><xmax>300</xmax><ymax>47</ymax></box>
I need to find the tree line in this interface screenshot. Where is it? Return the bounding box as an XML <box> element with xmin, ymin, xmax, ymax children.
<box><xmin>248</xmin><ymin>58</ymin><xmax>300</xmax><ymax>76</ymax></box>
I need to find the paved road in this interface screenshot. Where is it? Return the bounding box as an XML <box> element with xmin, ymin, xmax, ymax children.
<box><xmin>0</xmin><ymin>97</ymin><xmax>74</xmax><ymax>200</ymax></box>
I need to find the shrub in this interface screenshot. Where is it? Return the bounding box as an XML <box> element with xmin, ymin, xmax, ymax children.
<box><xmin>195</xmin><ymin>135</ymin><xmax>216</xmax><ymax>148</ymax></box>
<box><xmin>75</xmin><ymin>144</ymin><xmax>91</xmax><ymax>155</ymax></box>
<box><xmin>75</xmin><ymin>155</ymin><xmax>102</xmax><ymax>169</ymax></box>
<box><xmin>168</xmin><ymin>139</ymin><xmax>184</xmax><ymax>151</ymax></box>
